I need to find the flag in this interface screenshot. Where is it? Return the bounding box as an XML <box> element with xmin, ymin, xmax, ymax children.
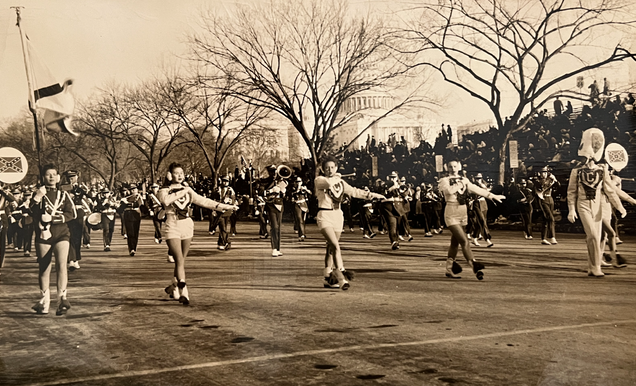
<box><xmin>26</xmin><ymin>38</ymin><xmax>77</xmax><ymax>136</ymax></box>
<box><xmin>0</xmin><ymin>157</ymin><xmax>24</xmax><ymax>173</ymax></box>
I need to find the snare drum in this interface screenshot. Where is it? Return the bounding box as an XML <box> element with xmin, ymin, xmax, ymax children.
<box><xmin>86</xmin><ymin>212</ymin><xmax>102</xmax><ymax>230</ymax></box>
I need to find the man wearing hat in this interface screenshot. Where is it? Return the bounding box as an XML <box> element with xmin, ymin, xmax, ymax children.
<box><xmin>515</xmin><ymin>178</ymin><xmax>535</xmax><ymax>240</ymax></box>
<box><xmin>7</xmin><ymin>188</ymin><xmax>23</xmax><ymax>252</ymax></box>
<box><xmin>534</xmin><ymin>166</ymin><xmax>560</xmax><ymax>245</ymax></box>
<box><xmin>470</xmin><ymin>173</ymin><xmax>494</xmax><ymax>247</ymax></box>
<box><xmin>63</xmin><ymin>170</ymin><xmax>89</xmax><ymax>270</ymax></box>
<box><xmin>119</xmin><ymin>183</ymin><xmax>144</xmax><ymax>256</ymax></box>
<box><xmin>146</xmin><ymin>183</ymin><xmax>164</xmax><ymax>244</ymax></box>
<box><xmin>379</xmin><ymin>171</ymin><xmax>407</xmax><ymax>250</ymax></box>
<box><xmin>95</xmin><ymin>187</ymin><xmax>117</xmax><ymax>251</ymax></box>
<box><xmin>290</xmin><ymin>176</ymin><xmax>311</xmax><ymax>241</ymax></box>
<box><xmin>216</xmin><ymin>176</ymin><xmax>236</xmax><ymax>250</ymax></box>
<box><xmin>0</xmin><ymin>186</ymin><xmax>17</xmax><ymax>274</ymax></box>
<box><xmin>18</xmin><ymin>190</ymin><xmax>35</xmax><ymax>257</ymax></box>
<box><xmin>397</xmin><ymin>176</ymin><xmax>414</xmax><ymax>242</ymax></box>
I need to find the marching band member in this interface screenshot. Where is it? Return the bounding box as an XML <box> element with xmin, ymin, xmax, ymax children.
<box><xmin>315</xmin><ymin>156</ymin><xmax>385</xmax><ymax>290</ymax></box>
<box><xmin>217</xmin><ymin>176</ymin><xmax>236</xmax><ymax>250</ymax></box>
<box><xmin>119</xmin><ymin>184</ymin><xmax>144</xmax><ymax>256</ymax></box>
<box><xmin>290</xmin><ymin>176</ymin><xmax>311</xmax><ymax>241</ymax></box>
<box><xmin>82</xmin><ymin>186</ymin><xmax>98</xmax><ymax>248</ymax></box>
<box><xmin>30</xmin><ymin>164</ymin><xmax>76</xmax><ymax>315</ymax></box>
<box><xmin>19</xmin><ymin>191</ymin><xmax>34</xmax><ymax>257</ymax></box>
<box><xmin>254</xmin><ymin>183</ymin><xmax>268</xmax><ymax>239</ymax></box>
<box><xmin>63</xmin><ymin>170</ymin><xmax>89</xmax><ymax>271</ymax></box>
<box><xmin>146</xmin><ymin>183</ymin><xmax>164</xmax><ymax>244</ymax></box>
<box><xmin>439</xmin><ymin>159</ymin><xmax>505</xmax><ymax>280</ymax></box>
<box><xmin>534</xmin><ymin>166</ymin><xmax>560</xmax><ymax>245</ymax></box>
<box><xmin>359</xmin><ymin>187</ymin><xmax>376</xmax><ymax>239</ymax></box>
<box><xmin>515</xmin><ymin>179</ymin><xmax>535</xmax><ymax>240</ymax></box>
<box><xmin>379</xmin><ymin>171</ymin><xmax>406</xmax><ymax>250</ymax></box>
<box><xmin>263</xmin><ymin>165</ymin><xmax>289</xmax><ymax>257</ymax></box>
<box><xmin>470</xmin><ymin>173</ymin><xmax>493</xmax><ymax>247</ymax></box>
<box><xmin>95</xmin><ymin>188</ymin><xmax>117</xmax><ymax>252</ymax></box>
<box><xmin>397</xmin><ymin>177</ymin><xmax>414</xmax><ymax>242</ymax></box>
<box><xmin>7</xmin><ymin>188</ymin><xmax>23</xmax><ymax>252</ymax></box>
<box><xmin>0</xmin><ymin>186</ymin><xmax>16</xmax><ymax>276</ymax></box>
<box><xmin>600</xmin><ymin>145</ymin><xmax>635</xmax><ymax>268</ymax></box>
<box><xmin>159</xmin><ymin>162</ymin><xmax>238</xmax><ymax>305</ymax></box>
<box><xmin>567</xmin><ymin>129</ymin><xmax>626</xmax><ymax>277</ymax></box>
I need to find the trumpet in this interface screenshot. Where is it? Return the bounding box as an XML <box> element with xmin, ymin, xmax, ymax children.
<box><xmin>276</xmin><ymin>165</ymin><xmax>292</xmax><ymax>179</ymax></box>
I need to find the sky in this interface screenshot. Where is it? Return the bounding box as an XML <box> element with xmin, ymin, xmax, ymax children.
<box><xmin>0</xmin><ymin>0</ymin><xmax>632</xmax><ymax>127</ymax></box>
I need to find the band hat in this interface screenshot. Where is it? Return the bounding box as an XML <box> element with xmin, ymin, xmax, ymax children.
<box><xmin>221</xmin><ymin>176</ymin><xmax>229</xmax><ymax>181</ymax></box>
<box><xmin>65</xmin><ymin>170</ymin><xmax>79</xmax><ymax>177</ymax></box>
<box><xmin>12</xmin><ymin>188</ymin><xmax>21</xmax><ymax>194</ymax></box>
<box><xmin>476</xmin><ymin>173</ymin><xmax>483</xmax><ymax>178</ymax></box>
<box><xmin>389</xmin><ymin>171</ymin><xmax>398</xmax><ymax>178</ymax></box>
<box><xmin>151</xmin><ymin>183</ymin><xmax>160</xmax><ymax>188</ymax></box>
<box><xmin>129</xmin><ymin>183</ymin><xmax>139</xmax><ymax>190</ymax></box>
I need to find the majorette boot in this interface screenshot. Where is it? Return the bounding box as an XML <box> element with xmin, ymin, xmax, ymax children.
<box><xmin>470</xmin><ymin>259</ymin><xmax>485</xmax><ymax>280</ymax></box>
<box><xmin>445</xmin><ymin>258</ymin><xmax>462</xmax><ymax>279</ymax></box>
<box><xmin>32</xmin><ymin>289</ymin><xmax>50</xmax><ymax>314</ymax></box>
<box><xmin>164</xmin><ymin>277</ymin><xmax>179</xmax><ymax>300</ymax></box>
<box><xmin>56</xmin><ymin>289</ymin><xmax>71</xmax><ymax>316</ymax></box>
<box><xmin>333</xmin><ymin>269</ymin><xmax>350</xmax><ymax>291</ymax></box>
<box><xmin>323</xmin><ymin>268</ymin><xmax>340</xmax><ymax>288</ymax></box>
<box><xmin>177</xmin><ymin>281</ymin><xmax>189</xmax><ymax>305</ymax></box>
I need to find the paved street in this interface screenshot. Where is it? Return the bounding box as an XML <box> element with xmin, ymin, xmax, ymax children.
<box><xmin>1</xmin><ymin>220</ymin><xmax>635</xmax><ymax>386</ymax></box>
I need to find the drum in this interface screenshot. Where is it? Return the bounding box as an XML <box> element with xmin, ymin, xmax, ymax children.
<box><xmin>86</xmin><ymin>212</ymin><xmax>102</xmax><ymax>230</ymax></box>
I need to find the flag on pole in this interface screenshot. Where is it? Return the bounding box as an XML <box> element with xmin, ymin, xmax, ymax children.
<box><xmin>26</xmin><ymin>38</ymin><xmax>77</xmax><ymax>136</ymax></box>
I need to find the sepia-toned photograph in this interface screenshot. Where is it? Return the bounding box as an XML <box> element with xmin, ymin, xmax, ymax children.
<box><xmin>1</xmin><ymin>1</ymin><xmax>635</xmax><ymax>385</ymax></box>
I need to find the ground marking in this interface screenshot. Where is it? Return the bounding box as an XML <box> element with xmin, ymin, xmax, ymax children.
<box><xmin>20</xmin><ymin>319</ymin><xmax>636</xmax><ymax>386</ymax></box>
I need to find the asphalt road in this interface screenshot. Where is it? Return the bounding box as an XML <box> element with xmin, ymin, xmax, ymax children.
<box><xmin>1</xmin><ymin>220</ymin><xmax>635</xmax><ymax>386</ymax></box>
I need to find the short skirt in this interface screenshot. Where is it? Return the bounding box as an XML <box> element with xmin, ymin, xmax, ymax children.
<box><xmin>316</xmin><ymin>209</ymin><xmax>344</xmax><ymax>232</ymax></box>
<box><xmin>444</xmin><ymin>203</ymin><xmax>468</xmax><ymax>227</ymax></box>
<box><xmin>164</xmin><ymin>216</ymin><xmax>194</xmax><ymax>240</ymax></box>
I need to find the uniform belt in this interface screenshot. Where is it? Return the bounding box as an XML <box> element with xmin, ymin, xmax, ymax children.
<box><xmin>317</xmin><ymin>207</ymin><xmax>333</xmax><ymax>211</ymax></box>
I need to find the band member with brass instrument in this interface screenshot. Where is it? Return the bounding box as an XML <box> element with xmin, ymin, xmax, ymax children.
<box><xmin>567</xmin><ymin>129</ymin><xmax>626</xmax><ymax>277</ymax></box>
<box><xmin>439</xmin><ymin>159</ymin><xmax>505</xmax><ymax>280</ymax></box>
<box><xmin>263</xmin><ymin>165</ymin><xmax>289</xmax><ymax>257</ymax></box>
<box><xmin>30</xmin><ymin>164</ymin><xmax>76</xmax><ymax>316</ymax></box>
<box><xmin>146</xmin><ymin>183</ymin><xmax>164</xmax><ymax>244</ymax></box>
<box><xmin>534</xmin><ymin>166</ymin><xmax>560</xmax><ymax>245</ymax></box>
<box><xmin>216</xmin><ymin>176</ymin><xmax>236</xmax><ymax>250</ymax></box>
<box><xmin>63</xmin><ymin>170</ymin><xmax>89</xmax><ymax>271</ymax></box>
<box><xmin>315</xmin><ymin>156</ymin><xmax>385</xmax><ymax>290</ymax></box>
<box><xmin>159</xmin><ymin>162</ymin><xmax>238</xmax><ymax>305</ymax></box>
<box><xmin>96</xmin><ymin>188</ymin><xmax>117</xmax><ymax>252</ymax></box>
<box><xmin>119</xmin><ymin>184</ymin><xmax>144</xmax><ymax>256</ymax></box>
<box><xmin>379</xmin><ymin>171</ymin><xmax>406</xmax><ymax>250</ymax></box>
<box><xmin>290</xmin><ymin>176</ymin><xmax>311</xmax><ymax>241</ymax></box>
<box><xmin>0</xmin><ymin>185</ymin><xmax>16</xmax><ymax>276</ymax></box>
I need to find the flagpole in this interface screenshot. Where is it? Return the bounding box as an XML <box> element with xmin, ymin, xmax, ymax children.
<box><xmin>13</xmin><ymin>6</ymin><xmax>43</xmax><ymax>177</ymax></box>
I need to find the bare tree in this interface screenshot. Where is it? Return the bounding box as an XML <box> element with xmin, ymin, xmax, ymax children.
<box><xmin>54</xmin><ymin>90</ymin><xmax>143</xmax><ymax>188</ymax></box>
<box><xmin>406</xmin><ymin>0</ymin><xmax>636</xmax><ymax>183</ymax></box>
<box><xmin>160</xmin><ymin>73</ymin><xmax>269</xmax><ymax>187</ymax></box>
<box><xmin>189</xmin><ymin>0</ymin><xmax>421</xmax><ymax>174</ymax></box>
<box><xmin>116</xmin><ymin>79</ymin><xmax>184</xmax><ymax>183</ymax></box>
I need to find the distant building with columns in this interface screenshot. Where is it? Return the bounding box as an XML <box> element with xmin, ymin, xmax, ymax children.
<box><xmin>332</xmin><ymin>89</ymin><xmax>440</xmax><ymax>150</ymax></box>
